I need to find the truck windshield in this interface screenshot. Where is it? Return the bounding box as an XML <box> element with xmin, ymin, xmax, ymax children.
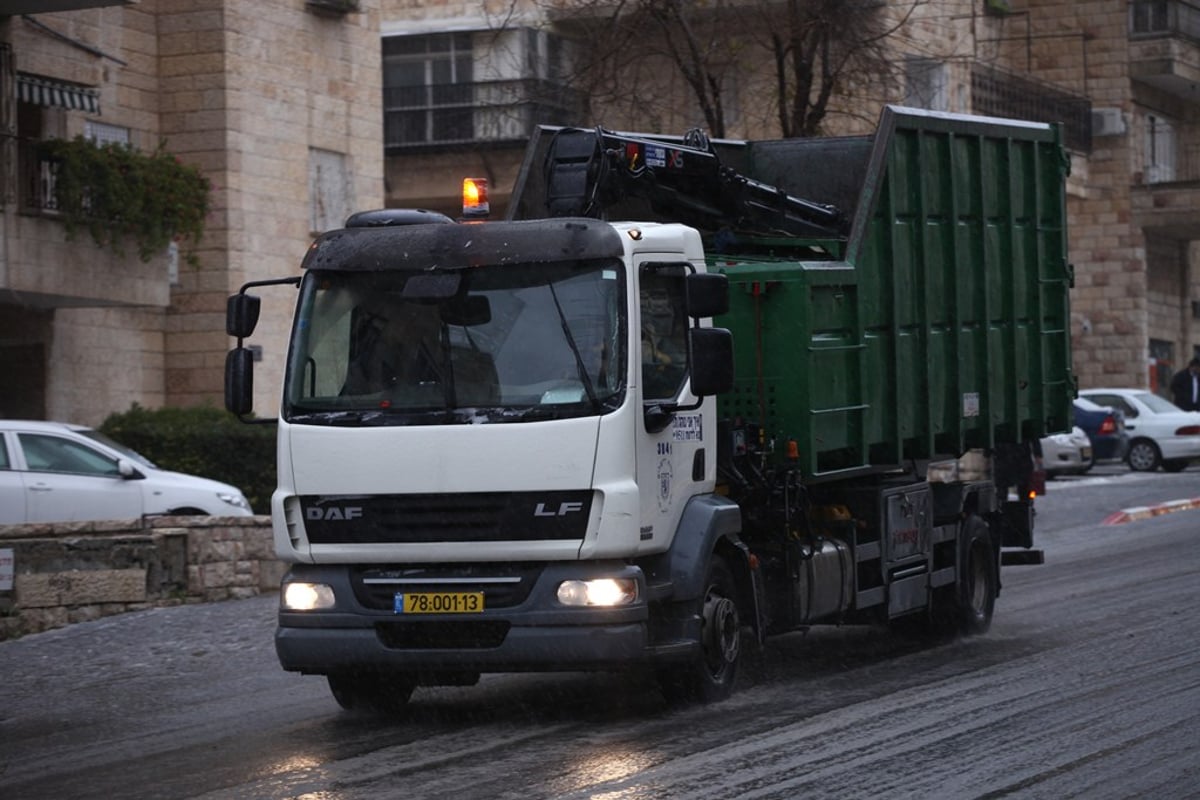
<box><xmin>283</xmin><ymin>260</ymin><xmax>626</xmax><ymax>424</ymax></box>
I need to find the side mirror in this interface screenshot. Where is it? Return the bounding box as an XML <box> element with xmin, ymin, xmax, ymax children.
<box><xmin>687</xmin><ymin>272</ymin><xmax>729</xmax><ymax>319</ymax></box>
<box><xmin>116</xmin><ymin>459</ymin><xmax>144</xmax><ymax>480</ymax></box>
<box><xmin>225</xmin><ymin>347</ymin><xmax>255</xmax><ymax>416</ymax></box>
<box><xmin>689</xmin><ymin>327</ymin><xmax>733</xmax><ymax>397</ymax></box>
<box><xmin>226</xmin><ymin>293</ymin><xmax>261</xmax><ymax>338</ymax></box>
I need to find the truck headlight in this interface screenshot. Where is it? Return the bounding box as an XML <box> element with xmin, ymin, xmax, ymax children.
<box><xmin>283</xmin><ymin>582</ymin><xmax>336</xmax><ymax>611</ymax></box>
<box><xmin>556</xmin><ymin>578</ymin><xmax>638</xmax><ymax>607</ymax></box>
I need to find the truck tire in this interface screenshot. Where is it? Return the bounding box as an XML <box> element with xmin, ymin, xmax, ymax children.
<box><xmin>657</xmin><ymin>555</ymin><xmax>741</xmax><ymax>704</ymax></box>
<box><xmin>327</xmin><ymin>672</ymin><xmax>415</xmax><ymax>714</ymax></box>
<box><xmin>928</xmin><ymin>515</ymin><xmax>996</xmax><ymax>636</ymax></box>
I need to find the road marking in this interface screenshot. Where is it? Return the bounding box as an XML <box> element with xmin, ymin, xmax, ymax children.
<box><xmin>1102</xmin><ymin>497</ymin><xmax>1200</xmax><ymax>525</ymax></box>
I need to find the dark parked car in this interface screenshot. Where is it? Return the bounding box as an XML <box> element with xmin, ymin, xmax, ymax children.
<box><xmin>1072</xmin><ymin>397</ymin><xmax>1130</xmax><ymax>464</ymax></box>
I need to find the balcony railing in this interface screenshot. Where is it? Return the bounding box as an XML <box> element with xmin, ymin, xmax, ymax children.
<box><xmin>384</xmin><ymin>78</ymin><xmax>586</xmax><ymax>150</ymax></box>
<box><xmin>971</xmin><ymin>65</ymin><xmax>1092</xmax><ymax>153</ymax></box>
<box><xmin>18</xmin><ymin>141</ymin><xmax>60</xmax><ymax>213</ymax></box>
<box><xmin>1130</xmin><ymin>0</ymin><xmax>1200</xmax><ymax>42</ymax></box>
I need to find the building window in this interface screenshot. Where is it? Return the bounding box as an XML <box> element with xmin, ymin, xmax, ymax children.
<box><xmin>1145</xmin><ymin>114</ymin><xmax>1177</xmax><ymax>183</ymax></box>
<box><xmin>309</xmin><ymin>148</ymin><xmax>352</xmax><ymax>234</ymax></box>
<box><xmin>383</xmin><ymin>33</ymin><xmax>474</xmax><ymax>147</ymax></box>
<box><xmin>84</xmin><ymin>120</ymin><xmax>130</xmax><ymax>147</ymax></box>
<box><xmin>1130</xmin><ymin>1</ymin><xmax>1170</xmax><ymax>34</ymax></box>
<box><xmin>382</xmin><ymin>29</ymin><xmax>582</xmax><ymax>150</ymax></box>
<box><xmin>904</xmin><ymin>57</ymin><xmax>948</xmax><ymax>112</ymax></box>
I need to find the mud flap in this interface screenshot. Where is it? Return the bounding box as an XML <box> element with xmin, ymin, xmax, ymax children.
<box><xmin>999</xmin><ymin>498</ymin><xmax>1034</xmax><ymax>549</ymax></box>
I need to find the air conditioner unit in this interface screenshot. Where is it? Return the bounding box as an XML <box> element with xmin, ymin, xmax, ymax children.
<box><xmin>1091</xmin><ymin>108</ymin><xmax>1127</xmax><ymax>137</ymax></box>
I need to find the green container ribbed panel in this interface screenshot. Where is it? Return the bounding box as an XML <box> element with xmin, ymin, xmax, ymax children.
<box><xmin>714</xmin><ymin>106</ymin><xmax>1074</xmax><ymax>479</ymax></box>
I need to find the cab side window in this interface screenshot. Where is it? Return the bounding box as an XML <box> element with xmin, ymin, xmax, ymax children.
<box><xmin>640</xmin><ymin>267</ymin><xmax>689</xmax><ymax>401</ymax></box>
<box><xmin>0</xmin><ymin>438</ymin><xmax>9</xmax><ymax>470</ymax></box>
<box><xmin>18</xmin><ymin>433</ymin><xmax>120</xmax><ymax>476</ymax></box>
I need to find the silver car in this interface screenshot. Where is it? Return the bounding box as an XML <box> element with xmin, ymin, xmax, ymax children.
<box><xmin>0</xmin><ymin>420</ymin><xmax>254</xmax><ymax>524</ymax></box>
<box><xmin>1040</xmin><ymin>425</ymin><xmax>1093</xmax><ymax>476</ymax></box>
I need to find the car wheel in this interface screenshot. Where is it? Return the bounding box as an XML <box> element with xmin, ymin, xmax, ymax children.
<box><xmin>657</xmin><ymin>555</ymin><xmax>742</xmax><ymax>704</ymax></box>
<box><xmin>1162</xmin><ymin>459</ymin><xmax>1189</xmax><ymax>473</ymax></box>
<box><xmin>1126</xmin><ymin>439</ymin><xmax>1162</xmax><ymax>472</ymax></box>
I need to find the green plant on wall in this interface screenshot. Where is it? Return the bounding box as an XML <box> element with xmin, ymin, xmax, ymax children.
<box><xmin>35</xmin><ymin>137</ymin><xmax>211</xmax><ymax>265</ymax></box>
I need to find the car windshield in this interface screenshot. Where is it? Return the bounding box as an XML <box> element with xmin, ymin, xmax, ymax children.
<box><xmin>78</xmin><ymin>429</ymin><xmax>158</xmax><ymax>469</ymax></box>
<box><xmin>282</xmin><ymin>260</ymin><xmax>627</xmax><ymax>425</ymax></box>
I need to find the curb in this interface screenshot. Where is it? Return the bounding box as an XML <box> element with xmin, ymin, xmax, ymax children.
<box><xmin>1102</xmin><ymin>497</ymin><xmax>1200</xmax><ymax>525</ymax></box>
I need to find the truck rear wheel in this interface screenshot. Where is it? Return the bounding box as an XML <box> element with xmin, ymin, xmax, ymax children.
<box><xmin>327</xmin><ymin>671</ymin><xmax>415</xmax><ymax>714</ymax></box>
<box><xmin>929</xmin><ymin>515</ymin><xmax>996</xmax><ymax>636</ymax></box>
<box><xmin>657</xmin><ymin>555</ymin><xmax>741</xmax><ymax>704</ymax></box>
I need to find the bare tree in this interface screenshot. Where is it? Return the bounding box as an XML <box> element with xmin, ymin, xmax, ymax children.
<box><xmin>523</xmin><ymin>0</ymin><xmax>924</xmax><ymax>138</ymax></box>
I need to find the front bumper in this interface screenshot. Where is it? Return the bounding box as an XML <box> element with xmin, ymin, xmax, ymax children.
<box><xmin>274</xmin><ymin>561</ymin><xmax>686</xmax><ymax>675</ymax></box>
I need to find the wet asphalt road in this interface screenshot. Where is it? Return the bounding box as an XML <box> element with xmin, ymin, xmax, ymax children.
<box><xmin>1</xmin><ymin>464</ymin><xmax>1198</xmax><ymax>799</ymax></box>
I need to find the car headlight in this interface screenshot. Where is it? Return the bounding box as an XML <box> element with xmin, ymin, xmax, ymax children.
<box><xmin>282</xmin><ymin>582</ymin><xmax>336</xmax><ymax>611</ymax></box>
<box><xmin>556</xmin><ymin>578</ymin><xmax>638</xmax><ymax>607</ymax></box>
<box><xmin>218</xmin><ymin>492</ymin><xmax>251</xmax><ymax>511</ymax></box>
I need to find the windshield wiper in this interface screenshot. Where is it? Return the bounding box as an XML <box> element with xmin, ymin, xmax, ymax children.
<box><xmin>546</xmin><ymin>280</ymin><xmax>601</xmax><ymax>412</ymax></box>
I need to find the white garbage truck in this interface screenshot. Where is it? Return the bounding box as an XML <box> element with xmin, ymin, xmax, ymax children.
<box><xmin>226</xmin><ymin>107</ymin><xmax>1070</xmax><ymax>711</ymax></box>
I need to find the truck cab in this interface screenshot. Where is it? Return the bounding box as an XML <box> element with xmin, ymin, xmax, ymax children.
<box><xmin>227</xmin><ymin>213</ymin><xmax>742</xmax><ymax>709</ymax></box>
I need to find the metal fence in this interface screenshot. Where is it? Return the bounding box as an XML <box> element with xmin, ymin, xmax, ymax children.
<box><xmin>971</xmin><ymin>65</ymin><xmax>1092</xmax><ymax>153</ymax></box>
<box><xmin>384</xmin><ymin>78</ymin><xmax>585</xmax><ymax>149</ymax></box>
<box><xmin>17</xmin><ymin>141</ymin><xmax>59</xmax><ymax>212</ymax></box>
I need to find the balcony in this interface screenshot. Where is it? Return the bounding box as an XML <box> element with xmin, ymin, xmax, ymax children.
<box><xmin>1132</xmin><ymin>120</ymin><xmax>1200</xmax><ymax>238</ymax></box>
<box><xmin>384</xmin><ymin>78</ymin><xmax>586</xmax><ymax>152</ymax></box>
<box><xmin>7</xmin><ymin>141</ymin><xmax>172</xmax><ymax>309</ymax></box>
<box><xmin>1129</xmin><ymin>0</ymin><xmax>1200</xmax><ymax>102</ymax></box>
<box><xmin>2</xmin><ymin>0</ymin><xmax>135</xmax><ymax>11</ymax></box>
<box><xmin>971</xmin><ymin>65</ymin><xmax>1092</xmax><ymax>153</ymax></box>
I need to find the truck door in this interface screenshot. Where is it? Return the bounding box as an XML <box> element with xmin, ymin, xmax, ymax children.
<box><xmin>636</xmin><ymin>262</ymin><xmax>707</xmax><ymax>550</ymax></box>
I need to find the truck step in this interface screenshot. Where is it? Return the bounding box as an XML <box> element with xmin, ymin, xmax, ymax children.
<box><xmin>1000</xmin><ymin>549</ymin><xmax>1045</xmax><ymax>566</ymax></box>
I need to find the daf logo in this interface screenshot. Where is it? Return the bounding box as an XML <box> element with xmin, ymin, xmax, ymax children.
<box><xmin>533</xmin><ymin>501</ymin><xmax>584</xmax><ymax>517</ymax></box>
<box><xmin>307</xmin><ymin>506</ymin><xmax>363</xmax><ymax>521</ymax></box>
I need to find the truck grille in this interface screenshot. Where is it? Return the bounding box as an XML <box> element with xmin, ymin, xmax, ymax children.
<box><xmin>300</xmin><ymin>491</ymin><xmax>593</xmax><ymax>544</ymax></box>
<box><xmin>375</xmin><ymin>620</ymin><xmax>511</xmax><ymax>650</ymax></box>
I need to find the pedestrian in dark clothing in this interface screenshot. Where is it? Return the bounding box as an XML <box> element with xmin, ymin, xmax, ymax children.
<box><xmin>1169</xmin><ymin>357</ymin><xmax>1200</xmax><ymax>411</ymax></box>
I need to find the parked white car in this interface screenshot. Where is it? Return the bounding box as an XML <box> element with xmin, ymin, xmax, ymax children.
<box><xmin>1040</xmin><ymin>426</ymin><xmax>1093</xmax><ymax>476</ymax></box>
<box><xmin>0</xmin><ymin>420</ymin><xmax>254</xmax><ymax>524</ymax></box>
<box><xmin>1078</xmin><ymin>389</ymin><xmax>1200</xmax><ymax>472</ymax></box>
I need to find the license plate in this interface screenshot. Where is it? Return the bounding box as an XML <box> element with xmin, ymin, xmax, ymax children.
<box><xmin>1082</xmin><ymin>447</ymin><xmax>1093</xmax><ymax>459</ymax></box>
<box><xmin>394</xmin><ymin>591</ymin><xmax>485</xmax><ymax>614</ymax></box>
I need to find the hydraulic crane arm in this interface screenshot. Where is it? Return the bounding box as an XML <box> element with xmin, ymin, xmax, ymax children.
<box><xmin>542</xmin><ymin>126</ymin><xmax>844</xmax><ymax>239</ymax></box>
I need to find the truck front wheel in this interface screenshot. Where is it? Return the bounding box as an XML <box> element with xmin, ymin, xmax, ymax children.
<box><xmin>658</xmin><ymin>555</ymin><xmax>741</xmax><ymax>704</ymax></box>
<box><xmin>327</xmin><ymin>671</ymin><xmax>415</xmax><ymax>714</ymax></box>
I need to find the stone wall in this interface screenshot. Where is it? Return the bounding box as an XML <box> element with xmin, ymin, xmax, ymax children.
<box><xmin>0</xmin><ymin>515</ymin><xmax>281</xmax><ymax>641</ymax></box>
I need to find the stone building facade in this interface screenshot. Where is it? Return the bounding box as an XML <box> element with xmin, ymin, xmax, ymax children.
<box><xmin>379</xmin><ymin>0</ymin><xmax>1200</xmax><ymax>394</ymax></box>
<box><xmin>3</xmin><ymin>1</ymin><xmax>1196</xmax><ymax>425</ymax></box>
<box><xmin>1</xmin><ymin>0</ymin><xmax>383</xmax><ymax>424</ymax></box>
